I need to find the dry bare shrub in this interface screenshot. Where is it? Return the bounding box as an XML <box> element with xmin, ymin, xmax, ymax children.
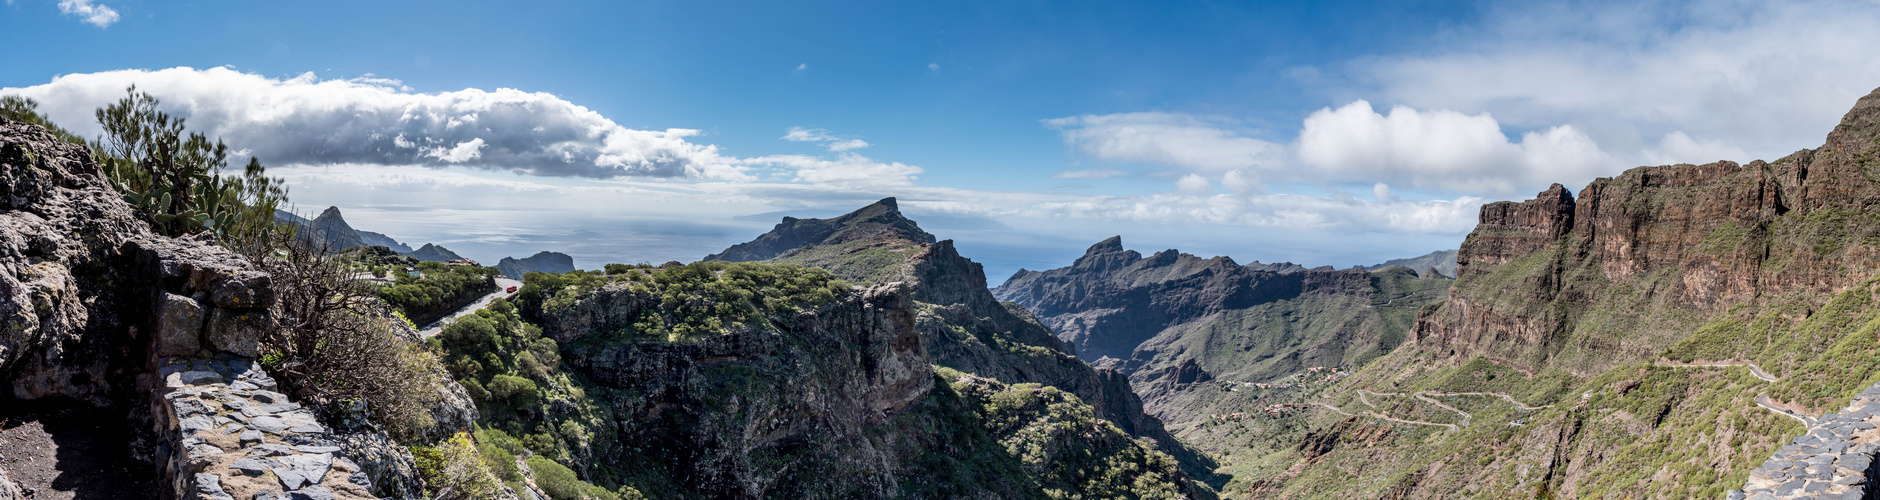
<box><xmin>256</xmin><ymin>237</ymin><xmax>446</xmax><ymax>439</ymax></box>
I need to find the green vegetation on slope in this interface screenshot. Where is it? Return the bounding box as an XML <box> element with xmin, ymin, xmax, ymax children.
<box><xmin>371</xmin><ymin>259</ymin><xmax>500</xmax><ymax>324</ymax></box>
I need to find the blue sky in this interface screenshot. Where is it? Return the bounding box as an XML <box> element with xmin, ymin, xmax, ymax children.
<box><xmin>7</xmin><ymin>0</ymin><xmax>1880</xmax><ymax>281</ymax></box>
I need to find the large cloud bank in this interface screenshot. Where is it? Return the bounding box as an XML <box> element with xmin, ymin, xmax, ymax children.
<box><xmin>3</xmin><ymin>67</ymin><xmax>746</xmax><ymax>179</ymax></box>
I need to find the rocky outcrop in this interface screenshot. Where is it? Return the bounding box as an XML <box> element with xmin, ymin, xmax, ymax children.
<box><xmin>703</xmin><ymin>203</ymin><xmax>1215</xmax><ymax>490</ymax></box>
<box><xmin>705</xmin><ymin>197</ymin><xmax>933</xmax><ymax>263</ymax></box>
<box><xmin>1413</xmin><ymin>87</ymin><xmax>1880</xmax><ymax>375</ymax></box>
<box><xmin>0</xmin><ymin>120</ymin><xmax>432</xmax><ymax>499</ymax></box>
<box><xmin>496</xmin><ymin>251</ymin><xmax>575</xmax><ymax>280</ymax></box>
<box><xmin>548</xmin><ymin>283</ymin><xmax>933</xmax><ymax>497</ymax></box>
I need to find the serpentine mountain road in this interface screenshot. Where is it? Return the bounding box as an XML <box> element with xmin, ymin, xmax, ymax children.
<box><xmin>419</xmin><ymin>277</ymin><xmax>523</xmax><ymax>339</ymax></box>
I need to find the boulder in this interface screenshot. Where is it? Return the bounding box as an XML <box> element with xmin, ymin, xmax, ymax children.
<box><xmin>157</xmin><ymin>292</ymin><xmax>206</xmax><ymax>358</ymax></box>
<box><xmin>209</xmin><ymin>270</ymin><xmax>275</xmax><ymax>309</ymax></box>
<box><xmin>206</xmin><ymin>308</ymin><xmax>272</xmax><ymax>357</ymax></box>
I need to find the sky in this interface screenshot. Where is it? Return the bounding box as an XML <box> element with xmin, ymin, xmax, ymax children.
<box><xmin>6</xmin><ymin>0</ymin><xmax>1880</xmax><ymax>282</ymax></box>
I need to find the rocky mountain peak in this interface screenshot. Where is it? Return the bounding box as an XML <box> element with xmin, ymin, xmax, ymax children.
<box><xmin>1086</xmin><ymin>235</ymin><xmax>1124</xmax><ymax>255</ymax></box>
<box><xmin>707</xmin><ymin>197</ymin><xmax>934</xmax><ymax>263</ymax></box>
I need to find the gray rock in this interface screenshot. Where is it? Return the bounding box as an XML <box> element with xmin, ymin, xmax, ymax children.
<box><xmin>241</xmin><ymin>429</ymin><xmax>265</xmax><ymax>446</ymax></box>
<box><xmin>252</xmin><ymin>488</ymin><xmax>287</xmax><ymax>500</ymax></box>
<box><xmin>180</xmin><ymin>415</ymin><xmax>217</xmax><ymax>435</ymax></box>
<box><xmin>231</xmin><ymin>456</ymin><xmax>275</xmax><ymax>475</ymax></box>
<box><xmin>1776</xmin><ymin>478</ymin><xmax>1806</xmax><ymax>496</ymax></box>
<box><xmin>286</xmin><ymin>485</ymin><xmax>334</xmax><ymax>500</ymax></box>
<box><xmin>156</xmin><ymin>293</ymin><xmax>207</xmax><ymax>357</ymax></box>
<box><xmin>250</xmin><ymin>416</ymin><xmax>289</xmax><ymax>434</ymax></box>
<box><xmin>293</xmin><ymin>445</ymin><xmax>342</xmax><ymax>454</ymax></box>
<box><xmin>206</xmin><ymin>307</ymin><xmax>273</xmax><ymax>357</ymax></box>
<box><xmin>250</xmin><ymin>444</ymin><xmax>295</xmax><ymax>456</ymax></box>
<box><xmin>1803</xmin><ymin>479</ymin><xmax>1831</xmax><ymax>493</ymax></box>
<box><xmin>252</xmin><ymin>390</ymin><xmax>288</xmax><ymax>403</ymax></box>
<box><xmin>1724</xmin><ymin>490</ymin><xmax>1744</xmax><ymax>500</ymax></box>
<box><xmin>188</xmin><ymin>442</ymin><xmax>225</xmax><ymax>459</ymax></box>
<box><xmin>195</xmin><ymin>473</ymin><xmax>236</xmax><ymax>500</ymax></box>
<box><xmin>288</xmin><ymin>424</ymin><xmax>326</xmax><ymax>434</ymax></box>
<box><xmin>232</xmin><ymin>380</ymin><xmax>259</xmax><ymax>391</ymax></box>
<box><xmin>210</xmin><ymin>270</ymin><xmax>275</xmax><ymax>308</ymax></box>
<box><xmin>173</xmin><ymin>397</ymin><xmax>215</xmax><ymax>417</ymax></box>
<box><xmin>271</xmin><ymin>453</ymin><xmax>334</xmax><ymax>490</ymax></box>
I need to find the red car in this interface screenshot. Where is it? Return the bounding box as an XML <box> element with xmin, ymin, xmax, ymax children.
<box><xmin>506</xmin><ymin>286</ymin><xmax>518</xmax><ymax>293</ymax></box>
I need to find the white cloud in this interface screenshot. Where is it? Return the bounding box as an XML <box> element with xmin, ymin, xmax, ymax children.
<box><xmin>1044</xmin><ymin>112</ymin><xmax>1286</xmax><ymax>172</ymax></box>
<box><xmin>1049</xmin><ymin>104</ymin><xmax>1614</xmax><ymax>196</ymax></box>
<box><xmin>780</xmin><ymin>126</ymin><xmax>870</xmax><ymax>151</ymax></box>
<box><xmin>58</xmin><ymin>0</ymin><xmax>118</xmax><ymax>28</ymax></box>
<box><xmin>426</xmin><ymin>138</ymin><xmax>486</xmax><ymax>163</ymax></box>
<box><xmin>744</xmin><ymin>153</ymin><xmax>921</xmax><ymax>190</ymax></box>
<box><xmin>1296</xmin><ymin>100</ymin><xmax>1612</xmax><ymax>194</ymax></box>
<box><xmin>0</xmin><ymin>67</ymin><xmax>745</xmax><ymax>179</ymax></box>
<box><xmin>1373</xmin><ymin>183</ymin><xmax>1391</xmax><ymax>202</ymax></box>
<box><xmin>794</xmin><ymin>63</ymin><xmax>808</xmax><ymax>73</ymax></box>
<box><xmin>1222</xmin><ymin>170</ymin><xmax>1262</xmax><ymax>194</ymax></box>
<box><xmin>1175</xmin><ymin>174</ymin><xmax>1211</xmax><ymax>194</ymax></box>
<box><xmin>1052</xmin><ymin>169</ymin><xmax>1129</xmax><ymax>179</ymax></box>
<box><xmin>928</xmin><ymin>63</ymin><xmax>941</xmax><ymax>73</ymax></box>
<box><xmin>1349</xmin><ymin>0</ymin><xmax>1880</xmax><ymax>169</ymax></box>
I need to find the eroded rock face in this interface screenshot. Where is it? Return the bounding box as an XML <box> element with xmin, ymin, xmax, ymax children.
<box><xmin>0</xmin><ymin>120</ymin><xmax>437</xmax><ymax>500</ymax></box>
<box><xmin>549</xmin><ymin>283</ymin><xmax>932</xmax><ymax>497</ymax></box>
<box><xmin>1414</xmin><ymin>85</ymin><xmax>1880</xmax><ymax>375</ymax></box>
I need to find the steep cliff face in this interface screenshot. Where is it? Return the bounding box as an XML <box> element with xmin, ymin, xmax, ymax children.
<box><xmin>1416</xmin><ymin>86</ymin><xmax>1880</xmax><ymax>376</ymax></box>
<box><xmin>549</xmin><ymin>284</ymin><xmax>933</xmax><ymax>497</ymax></box>
<box><xmin>1242</xmin><ymin>85</ymin><xmax>1880</xmax><ymax>499</ymax></box>
<box><xmin>705</xmin><ymin>202</ymin><xmax>1218</xmax><ymax>490</ymax></box>
<box><xmin>496</xmin><ymin>269</ymin><xmax>1201</xmax><ymax>498</ymax></box>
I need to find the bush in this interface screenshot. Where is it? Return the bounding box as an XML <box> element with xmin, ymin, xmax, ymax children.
<box><xmin>528</xmin><ymin>456</ymin><xmax>624</xmax><ymax>500</ymax></box>
<box><xmin>488</xmin><ymin>374</ymin><xmax>540</xmax><ymax>409</ymax></box>
<box><xmin>411</xmin><ymin>432</ymin><xmax>508</xmax><ymax>500</ymax></box>
<box><xmin>257</xmin><ymin>240</ymin><xmax>447</xmax><ymax>440</ymax></box>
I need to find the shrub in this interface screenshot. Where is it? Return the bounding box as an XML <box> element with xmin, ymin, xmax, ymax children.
<box><xmin>258</xmin><ymin>240</ymin><xmax>446</xmax><ymax>440</ymax></box>
<box><xmin>488</xmin><ymin>374</ymin><xmax>540</xmax><ymax>409</ymax></box>
<box><xmin>411</xmin><ymin>432</ymin><xmax>508</xmax><ymax>500</ymax></box>
<box><xmin>527</xmin><ymin>456</ymin><xmax>622</xmax><ymax>500</ymax></box>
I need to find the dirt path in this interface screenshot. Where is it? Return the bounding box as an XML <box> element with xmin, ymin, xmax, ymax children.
<box><xmin>1352</xmin><ymin>389</ymin><xmax>1552</xmax><ymax>430</ymax></box>
<box><xmin>1312</xmin><ymin>402</ymin><xmax>1460</xmax><ymax>432</ymax></box>
<box><xmin>1423</xmin><ymin>391</ymin><xmax>1553</xmax><ymax>411</ymax></box>
<box><xmin>0</xmin><ymin>404</ymin><xmax>160</xmax><ymax>500</ymax></box>
<box><xmin>1653</xmin><ymin>359</ymin><xmax>1809</xmax><ymax>426</ymax></box>
<box><xmin>1653</xmin><ymin>360</ymin><xmax>1779</xmax><ymax>382</ymax></box>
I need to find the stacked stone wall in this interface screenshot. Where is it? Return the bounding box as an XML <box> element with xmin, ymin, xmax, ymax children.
<box><xmin>1732</xmin><ymin>382</ymin><xmax>1880</xmax><ymax>500</ymax></box>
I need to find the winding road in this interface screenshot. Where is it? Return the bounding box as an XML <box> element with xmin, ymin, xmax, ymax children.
<box><xmin>1321</xmin><ymin>359</ymin><xmax>1806</xmax><ymax>432</ymax></box>
<box><xmin>1652</xmin><ymin>360</ymin><xmax>1811</xmax><ymax>426</ymax></box>
<box><xmin>418</xmin><ymin>277</ymin><xmax>524</xmax><ymax>339</ymax></box>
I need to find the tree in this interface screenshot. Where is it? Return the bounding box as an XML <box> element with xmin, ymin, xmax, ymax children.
<box><xmin>93</xmin><ymin>86</ymin><xmax>287</xmax><ymax>249</ymax></box>
<box><xmin>0</xmin><ymin>96</ymin><xmax>86</xmax><ymax>145</ymax></box>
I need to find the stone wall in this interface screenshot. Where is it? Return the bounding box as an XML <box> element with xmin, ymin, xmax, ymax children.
<box><xmin>1731</xmin><ymin>382</ymin><xmax>1880</xmax><ymax>500</ymax></box>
